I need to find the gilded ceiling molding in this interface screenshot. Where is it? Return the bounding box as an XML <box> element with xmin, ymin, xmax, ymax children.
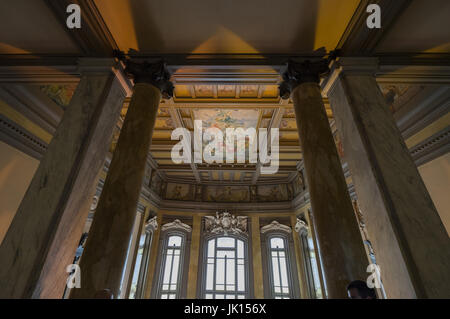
<box><xmin>204</xmin><ymin>212</ymin><xmax>248</xmax><ymax>236</ymax></box>
<box><xmin>161</xmin><ymin>219</ymin><xmax>192</xmax><ymax>233</ymax></box>
<box><xmin>260</xmin><ymin>221</ymin><xmax>292</xmax><ymax>234</ymax></box>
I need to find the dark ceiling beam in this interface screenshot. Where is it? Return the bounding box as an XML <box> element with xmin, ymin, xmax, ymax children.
<box><xmin>125</xmin><ymin>52</ymin><xmax>328</xmax><ymax>67</ymax></box>
<box><xmin>44</xmin><ymin>0</ymin><xmax>118</xmax><ymax>56</ymax></box>
<box><xmin>337</xmin><ymin>0</ymin><xmax>412</xmax><ymax>55</ymax></box>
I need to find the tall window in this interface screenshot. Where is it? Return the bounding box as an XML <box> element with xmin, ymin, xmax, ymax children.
<box><xmin>268</xmin><ymin>236</ymin><xmax>291</xmax><ymax>299</ymax></box>
<box><xmin>159</xmin><ymin>235</ymin><xmax>184</xmax><ymax>299</ymax></box>
<box><xmin>202</xmin><ymin>236</ymin><xmax>249</xmax><ymax>299</ymax></box>
<box><xmin>296</xmin><ymin>217</ymin><xmax>324</xmax><ymax>299</ymax></box>
<box><xmin>261</xmin><ymin>221</ymin><xmax>299</xmax><ymax>299</ymax></box>
<box><xmin>128</xmin><ymin>216</ymin><xmax>157</xmax><ymax>299</ymax></box>
<box><xmin>153</xmin><ymin>219</ymin><xmax>191</xmax><ymax>299</ymax></box>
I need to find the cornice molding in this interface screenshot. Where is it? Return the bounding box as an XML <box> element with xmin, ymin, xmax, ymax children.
<box><xmin>161</xmin><ymin>219</ymin><xmax>192</xmax><ymax>233</ymax></box>
<box><xmin>0</xmin><ymin>115</ymin><xmax>48</xmax><ymax>160</ymax></box>
<box><xmin>159</xmin><ymin>199</ymin><xmax>293</xmax><ymax>214</ymax></box>
<box><xmin>260</xmin><ymin>221</ymin><xmax>292</xmax><ymax>234</ymax></box>
<box><xmin>410</xmin><ymin>127</ymin><xmax>450</xmax><ymax>166</ymax></box>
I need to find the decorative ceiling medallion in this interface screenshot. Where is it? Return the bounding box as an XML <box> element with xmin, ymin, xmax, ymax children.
<box><xmin>294</xmin><ymin>218</ymin><xmax>308</xmax><ymax>233</ymax></box>
<box><xmin>260</xmin><ymin>220</ymin><xmax>292</xmax><ymax>234</ymax></box>
<box><xmin>161</xmin><ymin>219</ymin><xmax>192</xmax><ymax>233</ymax></box>
<box><xmin>204</xmin><ymin>211</ymin><xmax>248</xmax><ymax>236</ymax></box>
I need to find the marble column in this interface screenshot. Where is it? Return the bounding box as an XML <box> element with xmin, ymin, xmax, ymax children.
<box><xmin>0</xmin><ymin>58</ymin><xmax>131</xmax><ymax>298</ymax></box>
<box><xmin>280</xmin><ymin>60</ymin><xmax>368</xmax><ymax>298</ymax></box>
<box><xmin>323</xmin><ymin>58</ymin><xmax>450</xmax><ymax>298</ymax></box>
<box><xmin>71</xmin><ymin>60</ymin><xmax>173</xmax><ymax>299</ymax></box>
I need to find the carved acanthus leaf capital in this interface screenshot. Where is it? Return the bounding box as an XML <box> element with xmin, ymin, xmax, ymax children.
<box><xmin>118</xmin><ymin>55</ymin><xmax>174</xmax><ymax>98</ymax></box>
<box><xmin>279</xmin><ymin>59</ymin><xmax>330</xmax><ymax>99</ymax></box>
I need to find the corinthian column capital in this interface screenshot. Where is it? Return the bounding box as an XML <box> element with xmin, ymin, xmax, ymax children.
<box><xmin>123</xmin><ymin>58</ymin><xmax>174</xmax><ymax>99</ymax></box>
<box><xmin>279</xmin><ymin>59</ymin><xmax>330</xmax><ymax>99</ymax></box>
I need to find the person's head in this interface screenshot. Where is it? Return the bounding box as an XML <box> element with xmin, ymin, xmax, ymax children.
<box><xmin>347</xmin><ymin>280</ymin><xmax>377</xmax><ymax>299</ymax></box>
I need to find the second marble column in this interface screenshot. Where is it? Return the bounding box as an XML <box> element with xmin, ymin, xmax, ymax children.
<box><xmin>280</xmin><ymin>60</ymin><xmax>368</xmax><ymax>298</ymax></box>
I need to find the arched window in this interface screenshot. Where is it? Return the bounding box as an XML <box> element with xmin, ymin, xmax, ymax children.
<box><xmin>261</xmin><ymin>221</ymin><xmax>300</xmax><ymax>299</ymax></box>
<box><xmin>201</xmin><ymin>235</ymin><xmax>249</xmax><ymax>299</ymax></box>
<box><xmin>128</xmin><ymin>216</ymin><xmax>158</xmax><ymax>299</ymax></box>
<box><xmin>295</xmin><ymin>217</ymin><xmax>323</xmax><ymax>299</ymax></box>
<box><xmin>153</xmin><ymin>219</ymin><xmax>191</xmax><ymax>299</ymax></box>
<box><xmin>268</xmin><ymin>236</ymin><xmax>291</xmax><ymax>299</ymax></box>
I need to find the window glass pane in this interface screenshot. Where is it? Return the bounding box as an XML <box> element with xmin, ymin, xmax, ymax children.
<box><xmin>279</xmin><ymin>256</ymin><xmax>289</xmax><ymax>288</ymax></box>
<box><xmin>307</xmin><ymin>236</ymin><xmax>323</xmax><ymax>298</ymax></box>
<box><xmin>163</xmin><ymin>255</ymin><xmax>173</xmax><ymax>284</ymax></box>
<box><xmin>237</xmin><ymin>265</ymin><xmax>245</xmax><ymax>291</ymax></box>
<box><xmin>171</xmin><ymin>255</ymin><xmax>180</xmax><ymax>284</ymax></box>
<box><xmin>217</xmin><ymin>237</ymin><xmax>235</xmax><ymax>248</ymax></box>
<box><xmin>205</xmin><ymin>294</ymin><xmax>213</xmax><ymax>299</ymax></box>
<box><xmin>271</xmin><ymin>256</ymin><xmax>280</xmax><ymax>287</ymax></box>
<box><xmin>237</xmin><ymin>240</ymin><xmax>244</xmax><ymax>259</ymax></box>
<box><xmin>206</xmin><ymin>264</ymin><xmax>214</xmax><ymax>290</ymax></box>
<box><xmin>208</xmin><ymin>239</ymin><xmax>215</xmax><ymax>257</ymax></box>
<box><xmin>270</xmin><ymin>237</ymin><xmax>284</xmax><ymax>249</ymax></box>
<box><xmin>216</xmin><ymin>258</ymin><xmax>225</xmax><ymax>284</ymax></box>
<box><xmin>226</xmin><ymin>258</ymin><xmax>235</xmax><ymax>285</ymax></box>
<box><xmin>168</xmin><ymin>236</ymin><xmax>182</xmax><ymax>247</ymax></box>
